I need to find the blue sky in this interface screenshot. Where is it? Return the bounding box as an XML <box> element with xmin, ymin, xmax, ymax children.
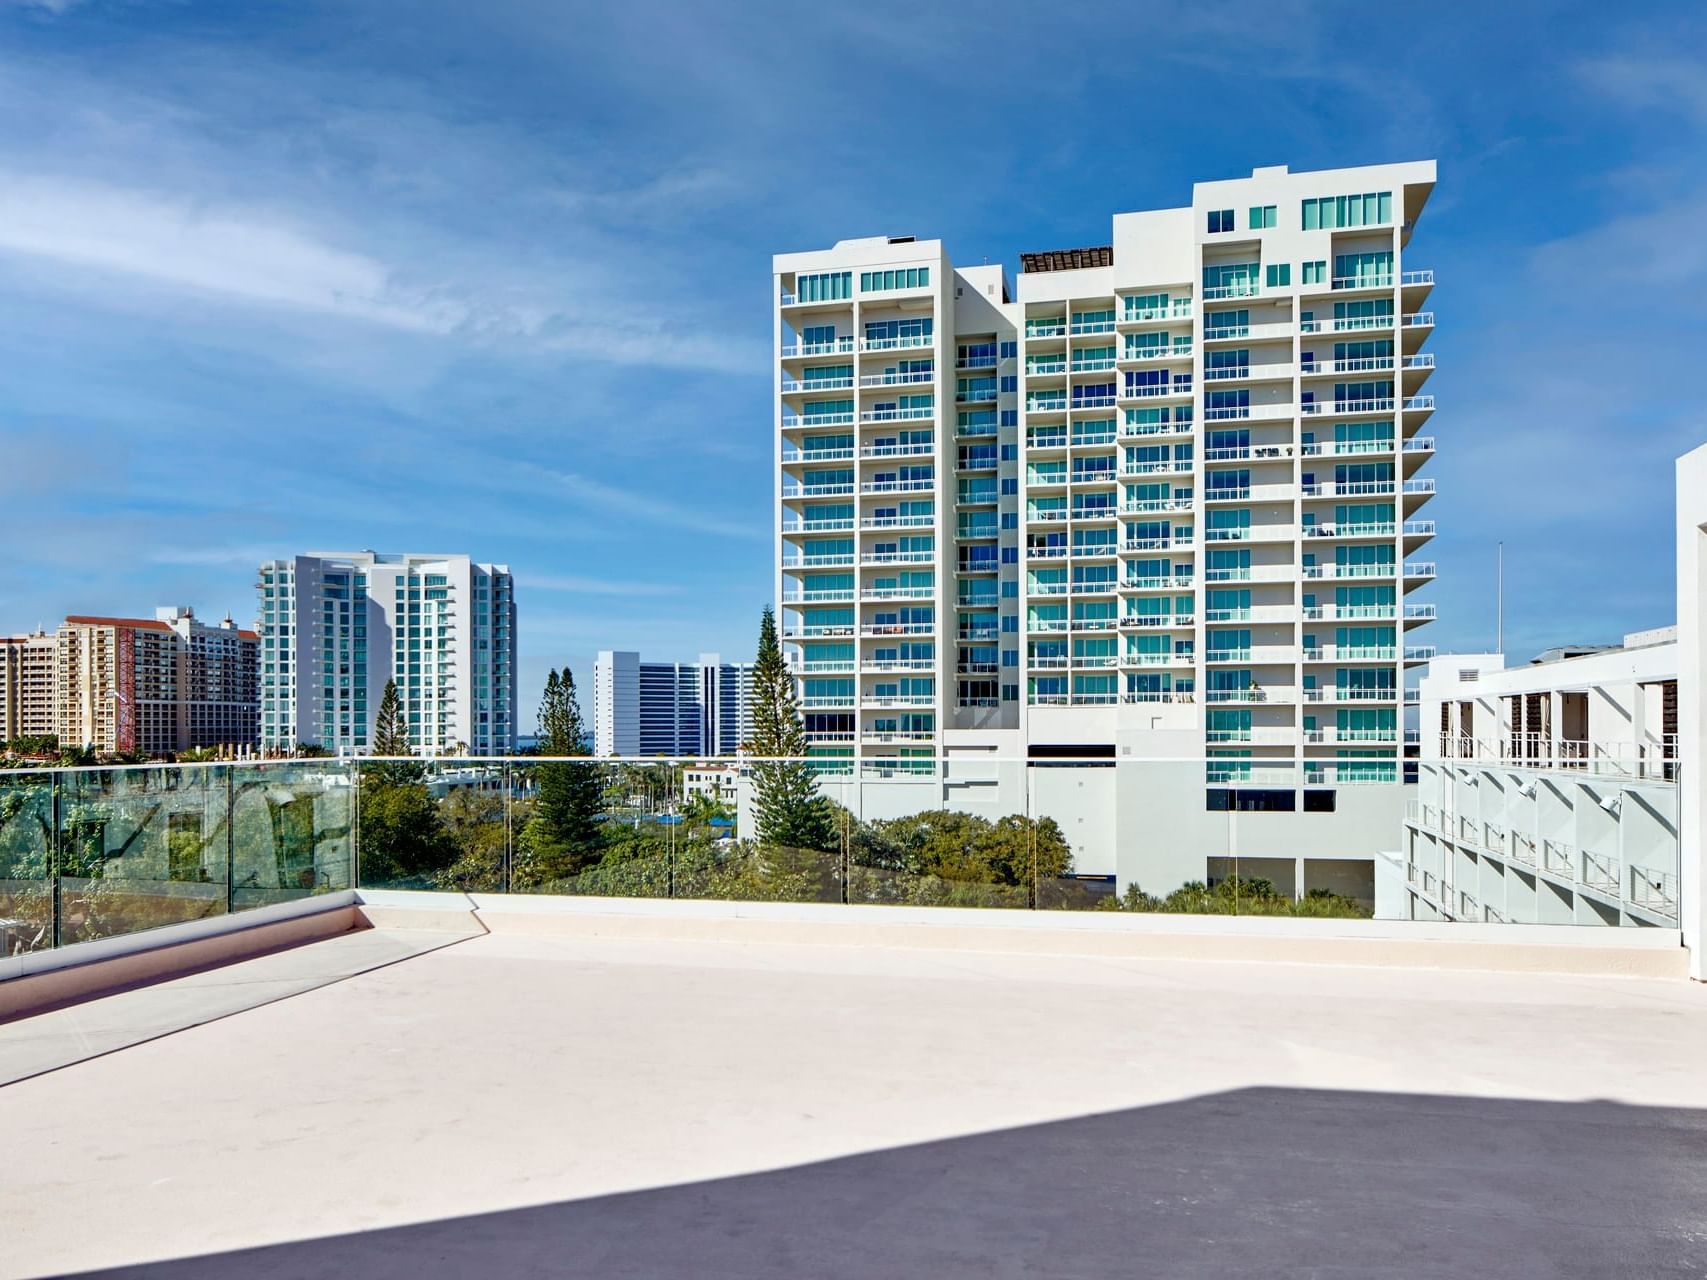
<box><xmin>1</xmin><ymin>0</ymin><xmax>1704</xmax><ymax>727</ymax></box>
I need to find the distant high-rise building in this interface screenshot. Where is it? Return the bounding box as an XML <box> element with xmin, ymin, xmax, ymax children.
<box><xmin>32</xmin><ymin>608</ymin><xmax>259</xmax><ymax>755</ymax></box>
<box><xmin>0</xmin><ymin>630</ymin><xmax>55</xmax><ymax>743</ymax></box>
<box><xmin>257</xmin><ymin>552</ymin><xmax>516</xmax><ymax>756</ymax></box>
<box><xmin>593</xmin><ymin>651</ymin><xmax>754</xmax><ymax>757</ymax></box>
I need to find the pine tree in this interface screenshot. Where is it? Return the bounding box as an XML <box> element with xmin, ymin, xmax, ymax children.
<box><xmin>368</xmin><ymin>678</ymin><xmax>422</xmax><ymax>783</ymax></box>
<box><xmin>750</xmin><ymin>607</ymin><xmax>834</xmax><ymax>851</ymax></box>
<box><xmin>373</xmin><ymin>679</ymin><xmax>412</xmax><ymax>756</ymax></box>
<box><xmin>359</xmin><ymin>677</ymin><xmax>450</xmax><ymax>880</ymax></box>
<box><xmin>522</xmin><ymin>666</ymin><xmax>606</xmax><ymax>883</ymax></box>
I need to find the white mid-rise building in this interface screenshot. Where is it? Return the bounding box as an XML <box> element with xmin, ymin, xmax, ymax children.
<box><xmin>593</xmin><ymin>651</ymin><xmax>754</xmax><ymax>757</ymax></box>
<box><xmin>1389</xmin><ymin>633</ymin><xmax>1680</xmax><ymax>926</ymax></box>
<box><xmin>257</xmin><ymin>552</ymin><xmax>516</xmax><ymax>756</ymax></box>
<box><xmin>773</xmin><ymin>160</ymin><xmax>1438</xmax><ymax>900</ymax></box>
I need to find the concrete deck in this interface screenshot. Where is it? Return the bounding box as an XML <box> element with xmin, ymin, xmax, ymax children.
<box><xmin>5</xmin><ymin>927</ymin><xmax>1707</xmax><ymax>1278</ymax></box>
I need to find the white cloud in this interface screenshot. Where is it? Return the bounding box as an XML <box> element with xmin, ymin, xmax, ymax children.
<box><xmin>0</xmin><ymin>171</ymin><xmax>760</xmax><ymax>373</ymax></box>
<box><xmin>516</xmin><ymin>573</ymin><xmax>681</xmax><ymax>596</ymax></box>
<box><xmin>147</xmin><ymin>544</ymin><xmax>285</xmax><ymax>567</ymax></box>
<box><xmin>0</xmin><ymin>173</ymin><xmax>451</xmax><ymax>331</ymax></box>
<box><xmin>1577</xmin><ymin>54</ymin><xmax>1707</xmax><ymax>127</ymax></box>
<box><xmin>525</xmin><ymin>466</ymin><xmax>764</xmax><ymax>541</ymax></box>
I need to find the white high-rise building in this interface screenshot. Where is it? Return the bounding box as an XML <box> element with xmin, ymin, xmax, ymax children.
<box><xmin>593</xmin><ymin>651</ymin><xmax>754</xmax><ymax>757</ymax></box>
<box><xmin>258</xmin><ymin>552</ymin><xmax>516</xmax><ymax>756</ymax></box>
<box><xmin>773</xmin><ymin>161</ymin><xmax>1438</xmax><ymax>899</ymax></box>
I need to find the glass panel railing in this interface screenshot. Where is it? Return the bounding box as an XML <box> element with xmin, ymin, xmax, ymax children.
<box><xmin>0</xmin><ymin>769</ymin><xmax>55</xmax><ymax>955</ymax></box>
<box><xmin>0</xmin><ymin>751</ymin><xmax>1686</xmax><ymax>960</ymax></box>
<box><xmin>57</xmin><ymin>766</ymin><xmax>229</xmax><ymax>944</ymax></box>
<box><xmin>232</xmin><ymin>761</ymin><xmax>352</xmax><ymax>909</ymax></box>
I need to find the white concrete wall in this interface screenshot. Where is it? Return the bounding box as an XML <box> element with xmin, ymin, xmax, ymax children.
<box><xmin>1677</xmin><ymin>444</ymin><xmax>1707</xmax><ymax>977</ymax></box>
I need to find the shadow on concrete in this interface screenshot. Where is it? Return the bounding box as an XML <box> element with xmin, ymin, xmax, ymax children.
<box><xmin>68</xmin><ymin>1087</ymin><xmax>1707</xmax><ymax>1279</ymax></box>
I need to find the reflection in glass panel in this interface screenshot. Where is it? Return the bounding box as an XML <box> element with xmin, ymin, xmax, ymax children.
<box><xmin>0</xmin><ymin>770</ymin><xmax>56</xmax><ymax>954</ymax></box>
<box><xmin>231</xmin><ymin>762</ymin><xmax>352</xmax><ymax>910</ymax></box>
<box><xmin>58</xmin><ymin>767</ymin><xmax>228</xmax><ymax>943</ymax></box>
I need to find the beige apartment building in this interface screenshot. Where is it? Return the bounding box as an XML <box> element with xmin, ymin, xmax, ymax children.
<box><xmin>2</xmin><ymin>608</ymin><xmax>259</xmax><ymax>756</ymax></box>
<box><xmin>0</xmin><ymin>630</ymin><xmax>56</xmax><ymax>743</ymax></box>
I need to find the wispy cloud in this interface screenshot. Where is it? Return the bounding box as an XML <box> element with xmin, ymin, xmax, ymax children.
<box><xmin>516</xmin><ymin>573</ymin><xmax>681</xmax><ymax>596</ymax></box>
<box><xmin>1577</xmin><ymin>54</ymin><xmax>1707</xmax><ymax>126</ymax></box>
<box><xmin>0</xmin><ymin>171</ymin><xmax>757</xmax><ymax>372</ymax></box>
<box><xmin>523</xmin><ymin>466</ymin><xmax>765</xmax><ymax>541</ymax></box>
<box><xmin>147</xmin><ymin>544</ymin><xmax>286</xmax><ymax>567</ymax></box>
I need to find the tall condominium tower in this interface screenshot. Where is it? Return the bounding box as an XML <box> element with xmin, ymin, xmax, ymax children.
<box><xmin>593</xmin><ymin>651</ymin><xmax>755</xmax><ymax>757</ymax></box>
<box><xmin>774</xmin><ymin>161</ymin><xmax>1436</xmax><ymax>793</ymax></box>
<box><xmin>257</xmin><ymin>552</ymin><xmax>516</xmax><ymax>756</ymax></box>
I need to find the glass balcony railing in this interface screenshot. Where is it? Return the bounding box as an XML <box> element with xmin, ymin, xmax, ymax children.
<box><xmin>0</xmin><ymin>742</ymin><xmax>1684</xmax><ymax>961</ymax></box>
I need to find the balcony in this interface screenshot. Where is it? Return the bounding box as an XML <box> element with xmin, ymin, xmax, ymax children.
<box><xmin>1120</xmin><ymin>300</ymin><xmax>1194</xmax><ymax>324</ymax></box>
<box><xmin>860</xmin><ymin>586</ymin><xmax>935</xmax><ymax>601</ymax></box>
<box><xmin>860</xmin><ymin>622</ymin><xmax>935</xmax><ymax>636</ymax></box>
<box><xmin>1204</xmin><ymin>320</ymin><xmax>1294</xmax><ymax>343</ymax></box>
<box><xmin>1204</xmin><ymin>363</ymin><xmax>1293</xmax><ymax>383</ymax></box>
<box><xmin>861</xmin><ymin>442</ymin><xmax>935</xmax><ymax>459</ymax></box>
<box><xmin>860</xmin><ymin>479</ymin><xmax>934</xmax><ymax>495</ymax></box>
<box><xmin>1300</xmin><ymin>356</ymin><xmax>1393</xmax><ymax>378</ymax></box>
<box><xmin>1204</xmin><ymin>401</ymin><xmax>1297</xmax><ymax>423</ymax></box>
<box><xmin>780</xmin><ymin>336</ymin><xmax>856</xmax><ymax>358</ymax></box>
<box><xmin>860</xmin><ymin>370</ymin><xmax>934</xmax><ymax>388</ymax></box>
<box><xmin>1122</xmin><ymin>344</ymin><xmax>1194</xmax><ymax>364</ymax></box>
<box><xmin>1301</xmin><ymin>687</ymin><xmax>1398</xmax><ymax>704</ymax></box>
<box><xmin>781</xmin><ymin>447</ymin><xmax>856</xmax><ymax>465</ymax></box>
<box><xmin>1330</xmin><ymin>274</ymin><xmax>1394</xmax><ymax>291</ymax></box>
<box><xmin>860</xmin><ymin>334</ymin><xmax>935</xmax><ymax>353</ymax></box>
<box><xmin>782</xmin><ymin>375</ymin><xmax>856</xmax><ymax>394</ymax></box>
<box><xmin>860</xmin><ymin>406</ymin><xmax>935</xmax><ymax>424</ymax></box>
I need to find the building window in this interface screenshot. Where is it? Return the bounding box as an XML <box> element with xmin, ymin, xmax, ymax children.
<box><xmin>1207</xmin><ymin>209</ymin><xmax>1235</xmax><ymax>234</ymax></box>
<box><xmin>1302</xmin><ymin>192</ymin><xmax>1393</xmax><ymax>231</ymax></box>
<box><xmin>999</xmin><ymin>340</ymin><xmax>1018</xmax><ymax>360</ymax></box>
<box><xmin>1265</xmin><ymin>263</ymin><xmax>1291</xmax><ymax>288</ymax></box>
<box><xmin>1302</xmin><ymin>260</ymin><xmax>1326</xmax><ymax>285</ymax></box>
<box><xmin>796</xmin><ymin>271</ymin><xmax>852</xmax><ymax>302</ymax></box>
<box><xmin>1249</xmin><ymin>205</ymin><xmax>1276</xmax><ymax>229</ymax></box>
<box><xmin>859</xmin><ymin>267</ymin><xmax>930</xmax><ymax>293</ymax></box>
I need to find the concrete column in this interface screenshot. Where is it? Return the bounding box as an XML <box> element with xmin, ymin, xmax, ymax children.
<box><xmin>1675</xmin><ymin>445</ymin><xmax>1707</xmax><ymax>981</ymax></box>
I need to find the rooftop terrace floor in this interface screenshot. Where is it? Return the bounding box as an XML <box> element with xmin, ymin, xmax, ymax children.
<box><xmin>6</xmin><ymin>922</ymin><xmax>1707</xmax><ymax>1278</ymax></box>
